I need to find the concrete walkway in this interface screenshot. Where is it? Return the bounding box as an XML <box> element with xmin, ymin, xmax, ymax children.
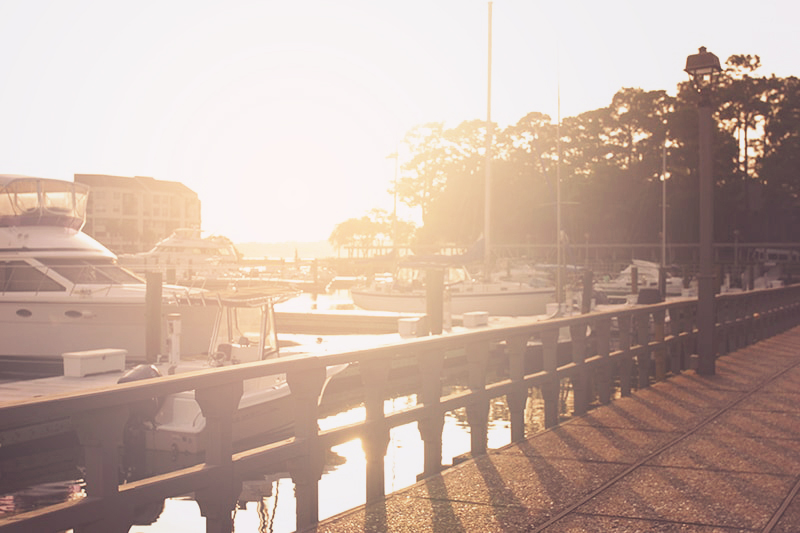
<box><xmin>313</xmin><ymin>327</ymin><xmax>800</xmax><ymax>532</ymax></box>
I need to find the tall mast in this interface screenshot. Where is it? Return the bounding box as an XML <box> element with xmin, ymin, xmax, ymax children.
<box><xmin>555</xmin><ymin>44</ymin><xmax>563</xmax><ymax>307</ymax></box>
<box><xmin>484</xmin><ymin>1</ymin><xmax>493</xmax><ymax>280</ymax></box>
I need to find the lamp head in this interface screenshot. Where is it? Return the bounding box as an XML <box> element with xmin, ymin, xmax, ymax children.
<box><xmin>685</xmin><ymin>46</ymin><xmax>722</xmax><ymax>92</ymax></box>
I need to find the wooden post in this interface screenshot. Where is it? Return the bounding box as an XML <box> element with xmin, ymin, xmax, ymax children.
<box><xmin>616</xmin><ymin>314</ymin><xmax>633</xmax><ymax>397</ymax></box>
<box><xmin>540</xmin><ymin>328</ymin><xmax>560</xmax><ymax>428</ymax></box>
<box><xmin>635</xmin><ymin>310</ymin><xmax>651</xmax><ymax>389</ymax></box>
<box><xmin>360</xmin><ymin>357</ymin><xmax>391</xmax><ymax>504</ymax></box>
<box><xmin>465</xmin><ymin>341</ymin><xmax>491</xmax><ymax>457</ymax></box>
<box><xmin>570</xmin><ymin>322</ymin><xmax>589</xmax><ymax>416</ymax></box>
<box><xmin>416</xmin><ymin>349</ymin><xmax>445</xmax><ymax>478</ymax></box>
<box><xmin>581</xmin><ymin>270</ymin><xmax>593</xmax><ymax>314</ymax></box>
<box><xmin>506</xmin><ymin>335</ymin><xmax>528</xmax><ymax>442</ymax></box>
<box><xmin>287</xmin><ymin>363</ymin><xmax>328</xmax><ymax>532</ymax></box>
<box><xmin>72</xmin><ymin>406</ymin><xmax>132</xmax><ymax>533</ymax></box>
<box><xmin>194</xmin><ymin>381</ymin><xmax>243</xmax><ymax>533</ymax></box>
<box><xmin>594</xmin><ymin>316</ymin><xmax>613</xmax><ymax>404</ymax></box>
<box><xmin>425</xmin><ymin>268</ymin><xmax>444</xmax><ymax>335</ymax></box>
<box><xmin>652</xmin><ymin>309</ymin><xmax>667</xmax><ymax>381</ymax></box>
<box><xmin>145</xmin><ymin>272</ymin><xmax>162</xmax><ymax>363</ymax></box>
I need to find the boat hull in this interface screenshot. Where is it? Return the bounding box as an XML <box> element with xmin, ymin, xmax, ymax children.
<box><xmin>0</xmin><ymin>299</ymin><xmax>218</xmax><ymax>361</ymax></box>
<box><xmin>350</xmin><ymin>286</ymin><xmax>555</xmax><ymax>316</ymax></box>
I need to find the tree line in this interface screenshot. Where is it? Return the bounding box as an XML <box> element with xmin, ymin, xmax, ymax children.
<box><xmin>330</xmin><ymin>54</ymin><xmax>799</xmax><ymax>254</ymax></box>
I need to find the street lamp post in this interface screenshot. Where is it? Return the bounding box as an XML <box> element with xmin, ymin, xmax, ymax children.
<box><xmin>685</xmin><ymin>46</ymin><xmax>722</xmax><ymax>376</ymax></box>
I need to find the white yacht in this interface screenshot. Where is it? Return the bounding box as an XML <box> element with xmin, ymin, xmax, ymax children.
<box><xmin>0</xmin><ymin>175</ymin><xmax>220</xmax><ymax>361</ymax></box>
<box><xmin>118</xmin><ymin>228</ymin><xmax>244</xmax><ymax>288</ymax></box>
<box><xmin>350</xmin><ymin>260</ymin><xmax>555</xmax><ymax>316</ymax></box>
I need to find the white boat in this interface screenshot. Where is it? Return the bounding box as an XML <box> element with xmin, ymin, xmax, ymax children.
<box><xmin>350</xmin><ymin>261</ymin><xmax>555</xmax><ymax>316</ymax></box>
<box><xmin>118</xmin><ymin>227</ymin><xmax>245</xmax><ymax>289</ymax></box>
<box><xmin>594</xmin><ymin>259</ymin><xmax>684</xmax><ymax>302</ymax></box>
<box><xmin>0</xmin><ymin>289</ymin><xmax>351</xmax><ymax>475</ymax></box>
<box><xmin>0</xmin><ymin>175</ymin><xmax>221</xmax><ymax>361</ymax></box>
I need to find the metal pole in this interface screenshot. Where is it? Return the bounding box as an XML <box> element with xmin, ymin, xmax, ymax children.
<box><xmin>484</xmin><ymin>1</ymin><xmax>493</xmax><ymax>281</ymax></box>
<box><xmin>697</xmin><ymin>100</ymin><xmax>716</xmax><ymax>375</ymax></box>
<box><xmin>661</xmin><ymin>140</ymin><xmax>667</xmax><ymax>268</ymax></box>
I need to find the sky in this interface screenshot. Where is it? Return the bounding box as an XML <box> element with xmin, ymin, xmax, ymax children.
<box><xmin>0</xmin><ymin>0</ymin><xmax>796</xmax><ymax>243</ymax></box>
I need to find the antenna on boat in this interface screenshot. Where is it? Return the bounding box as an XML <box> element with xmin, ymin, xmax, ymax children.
<box><xmin>484</xmin><ymin>1</ymin><xmax>493</xmax><ymax>281</ymax></box>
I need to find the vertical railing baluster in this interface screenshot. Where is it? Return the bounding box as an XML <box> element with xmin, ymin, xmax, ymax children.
<box><xmin>72</xmin><ymin>406</ymin><xmax>130</xmax><ymax>533</ymax></box>
<box><xmin>569</xmin><ymin>322</ymin><xmax>589</xmax><ymax>416</ymax></box>
<box><xmin>194</xmin><ymin>381</ymin><xmax>243</xmax><ymax>533</ymax></box>
<box><xmin>594</xmin><ymin>316</ymin><xmax>612</xmax><ymax>404</ymax></box>
<box><xmin>540</xmin><ymin>328</ymin><xmax>560</xmax><ymax>429</ymax></box>
<box><xmin>416</xmin><ymin>349</ymin><xmax>445</xmax><ymax>478</ymax></box>
<box><xmin>635</xmin><ymin>310</ymin><xmax>651</xmax><ymax>389</ymax></box>
<box><xmin>652</xmin><ymin>309</ymin><xmax>667</xmax><ymax>381</ymax></box>
<box><xmin>617</xmin><ymin>313</ymin><xmax>633</xmax><ymax>397</ymax></box>
<box><xmin>466</xmin><ymin>340</ymin><xmax>491</xmax><ymax>457</ymax></box>
<box><xmin>506</xmin><ymin>335</ymin><xmax>529</xmax><ymax>442</ymax></box>
<box><xmin>360</xmin><ymin>356</ymin><xmax>391</xmax><ymax>504</ymax></box>
<box><xmin>287</xmin><ymin>362</ymin><xmax>328</xmax><ymax>532</ymax></box>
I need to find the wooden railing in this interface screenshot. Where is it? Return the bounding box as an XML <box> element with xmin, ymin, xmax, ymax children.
<box><xmin>1</xmin><ymin>285</ymin><xmax>800</xmax><ymax>533</ymax></box>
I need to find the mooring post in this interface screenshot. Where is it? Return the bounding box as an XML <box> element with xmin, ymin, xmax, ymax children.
<box><xmin>425</xmin><ymin>268</ymin><xmax>444</xmax><ymax>335</ymax></box>
<box><xmin>145</xmin><ymin>272</ymin><xmax>162</xmax><ymax>364</ymax></box>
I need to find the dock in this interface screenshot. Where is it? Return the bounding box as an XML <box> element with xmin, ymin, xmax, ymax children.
<box><xmin>316</xmin><ymin>326</ymin><xmax>800</xmax><ymax>532</ymax></box>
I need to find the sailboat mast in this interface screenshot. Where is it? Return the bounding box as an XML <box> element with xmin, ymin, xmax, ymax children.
<box><xmin>556</xmin><ymin>47</ymin><xmax>563</xmax><ymax>306</ymax></box>
<box><xmin>484</xmin><ymin>1</ymin><xmax>493</xmax><ymax>280</ymax></box>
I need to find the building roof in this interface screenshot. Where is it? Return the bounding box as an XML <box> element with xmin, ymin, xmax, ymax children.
<box><xmin>74</xmin><ymin>174</ymin><xmax>197</xmax><ymax>197</ymax></box>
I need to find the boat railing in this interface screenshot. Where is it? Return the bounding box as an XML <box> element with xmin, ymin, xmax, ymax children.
<box><xmin>1</xmin><ymin>284</ymin><xmax>799</xmax><ymax>533</ymax></box>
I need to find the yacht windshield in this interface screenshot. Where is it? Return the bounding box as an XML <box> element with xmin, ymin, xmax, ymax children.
<box><xmin>37</xmin><ymin>258</ymin><xmax>144</xmax><ymax>285</ymax></box>
<box><xmin>0</xmin><ymin>260</ymin><xmax>65</xmax><ymax>292</ymax></box>
<box><xmin>0</xmin><ymin>178</ymin><xmax>88</xmax><ymax>229</ymax></box>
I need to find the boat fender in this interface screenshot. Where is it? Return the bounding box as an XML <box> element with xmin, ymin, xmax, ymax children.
<box><xmin>117</xmin><ymin>364</ymin><xmax>164</xmax><ymax>420</ymax></box>
<box><xmin>117</xmin><ymin>364</ymin><xmax>164</xmax><ymax>484</ymax></box>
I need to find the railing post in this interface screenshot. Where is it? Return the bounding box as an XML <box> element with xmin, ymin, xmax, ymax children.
<box><xmin>360</xmin><ymin>357</ymin><xmax>391</xmax><ymax>504</ymax></box>
<box><xmin>506</xmin><ymin>335</ymin><xmax>528</xmax><ymax>442</ymax></box>
<box><xmin>287</xmin><ymin>363</ymin><xmax>328</xmax><ymax>532</ymax></box>
<box><xmin>594</xmin><ymin>316</ymin><xmax>613</xmax><ymax>404</ymax></box>
<box><xmin>72</xmin><ymin>406</ymin><xmax>131</xmax><ymax>533</ymax></box>
<box><xmin>194</xmin><ymin>381</ymin><xmax>243</xmax><ymax>533</ymax></box>
<box><xmin>416</xmin><ymin>349</ymin><xmax>445</xmax><ymax>478</ymax></box>
<box><xmin>635</xmin><ymin>310</ymin><xmax>651</xmax><ymax>389</ymax></box>
<box><xmin>465</xmin><ymin>341</ymin><xmax>491</xmax><ymax>456</ymax></box>
<box><xmin>540</xmin><ymin>328</ymin><xmax>560</xmax><ymax>428</ymax></box>
<box><xmin>652</xmin><ymin>309</ymin><xmax>667</xmax><ymax>381</ymax></box>
<box><xmin>569</xmin><ymin>322</ymin><xmax>589</xmax><ymax>416</ymax></box>
<box><xmin>616</xmin><ymin>314</ymin><xmax>633</xmax><ymax>397</ymax></box>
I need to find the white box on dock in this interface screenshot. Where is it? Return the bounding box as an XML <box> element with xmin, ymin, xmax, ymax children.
<box><xmin>62</xmin><ymin>349</ymin><xmax>127</xmax><ymax>377</ymax></box>
<box><xmin>398</xmin><ymin>317</ymin><xmax>427</xmax><ymax>337</ymax></box>
<box><xmin>463</xmin><ymin>311</ymin><xmax>488</xmax><ymax>328</ymax></box>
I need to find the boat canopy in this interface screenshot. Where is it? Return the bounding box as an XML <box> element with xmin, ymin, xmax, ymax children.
<box><xmin>0</xmin><ymin>176</ymin><xmax>88</xmax><ymax>230</ymax></box>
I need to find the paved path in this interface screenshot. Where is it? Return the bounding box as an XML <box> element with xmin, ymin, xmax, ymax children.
<box><xmin>314</xmin><ymin>326</ymin><xmax>800</xmax><ymax>532</ymax></box>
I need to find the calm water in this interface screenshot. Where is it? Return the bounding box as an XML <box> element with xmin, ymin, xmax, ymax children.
<box><xmin>132</xmin><ymin>393</ymin><xmax>529</xmax><ymax>533</ymax></box>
